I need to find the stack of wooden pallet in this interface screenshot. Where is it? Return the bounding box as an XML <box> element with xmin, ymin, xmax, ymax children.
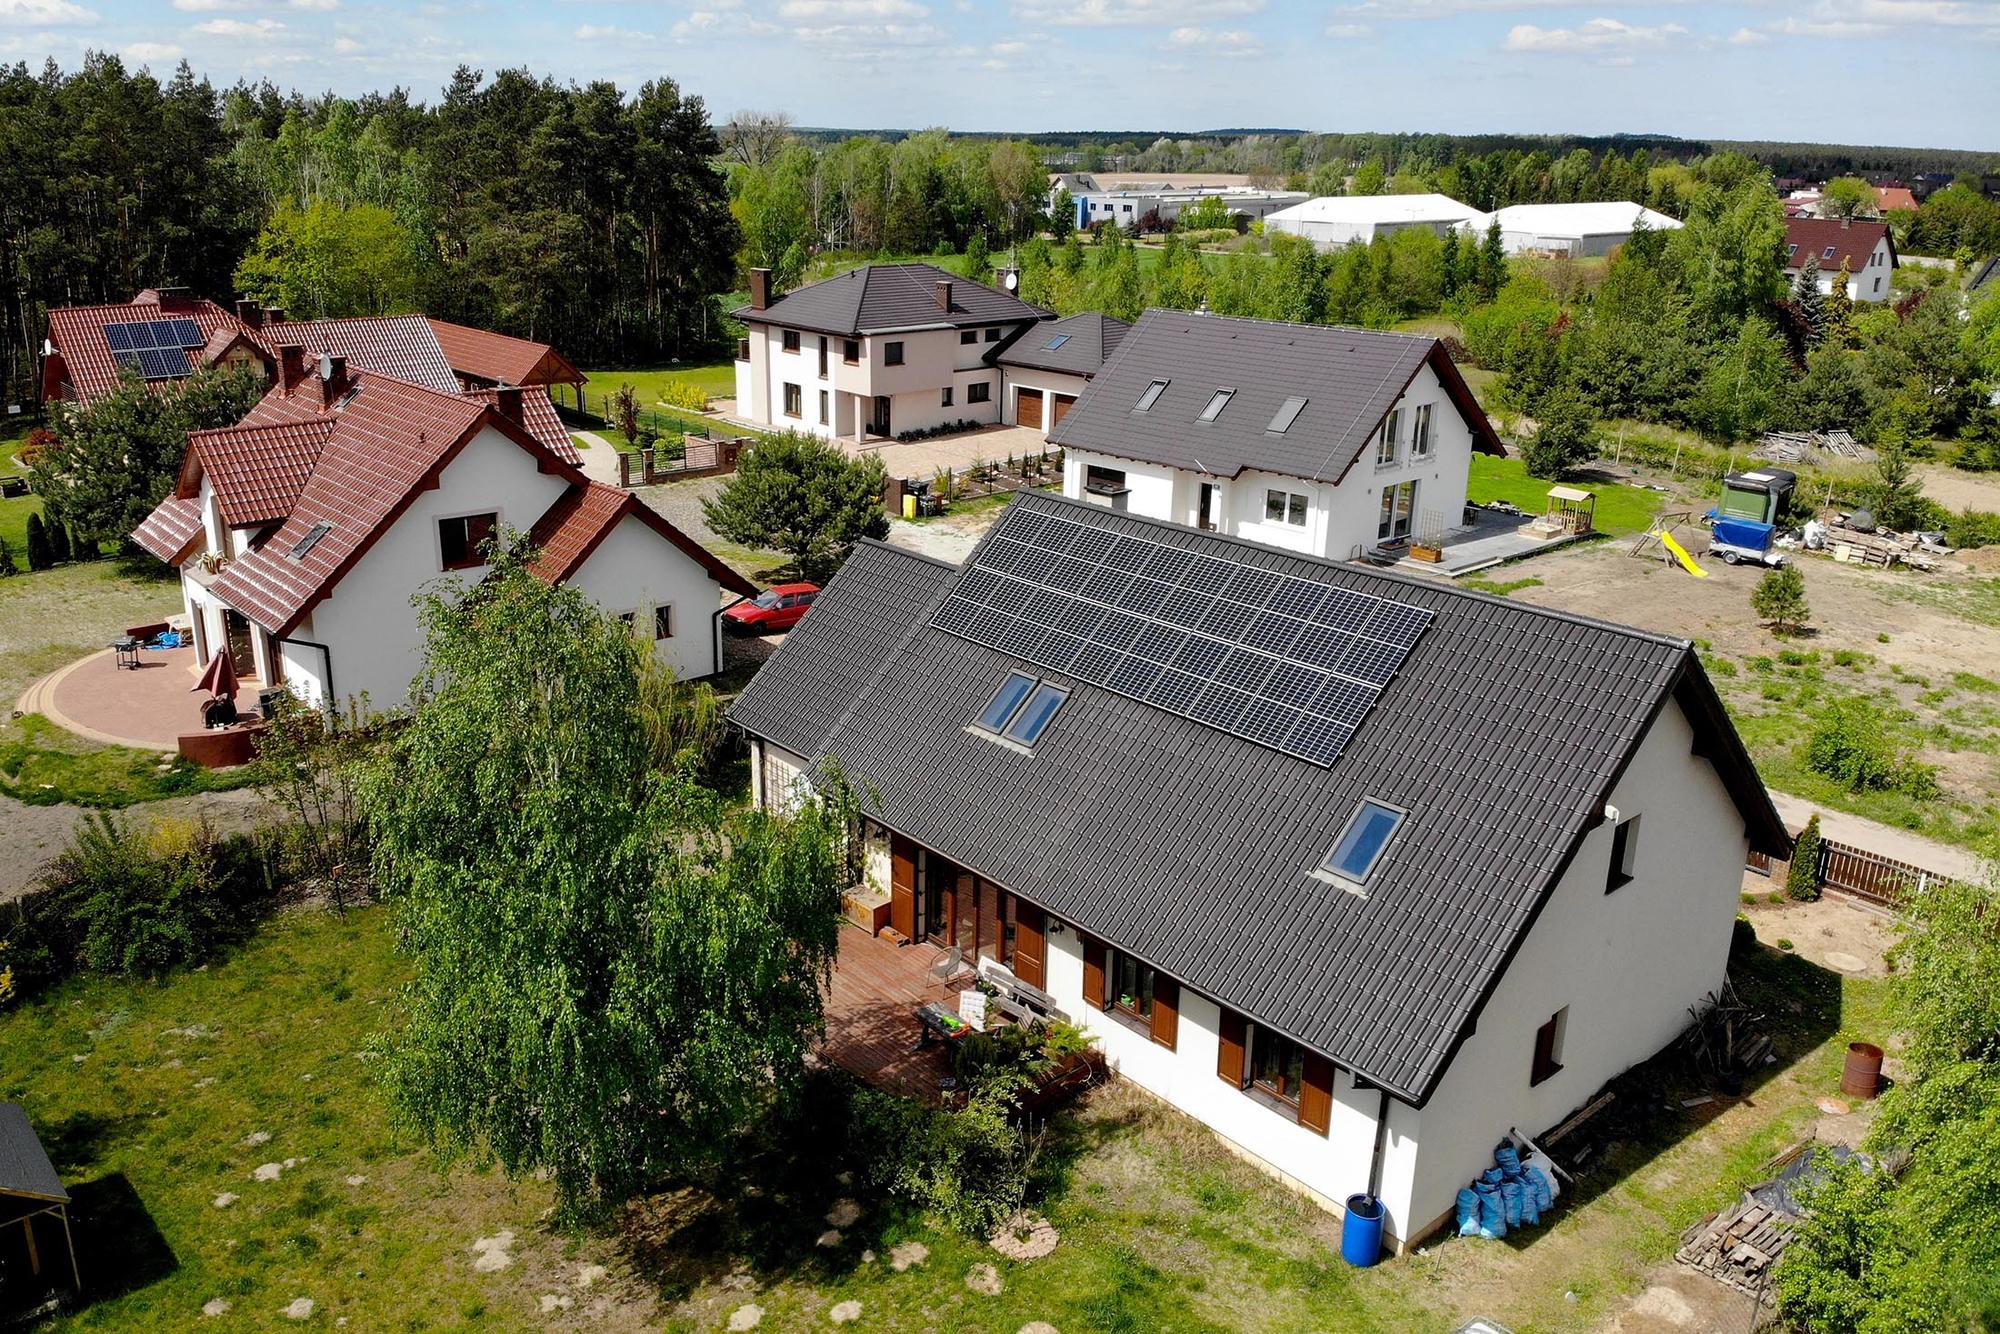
<box><xmin>1675</xmin><ymin>1194</ymin><xmax>1794</xmax><ymax>1295</ymax></box>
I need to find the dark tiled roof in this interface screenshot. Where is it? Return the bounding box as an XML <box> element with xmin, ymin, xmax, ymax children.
<box><xmin>729</xmin><ymin>491</ymin><xmax>1786</xmax><ymax>1102</ymax></box>
<box><xmin>1783</xmin><ymin>218</ymin><xmax>1894</xmax><ymax>274</ymax></box>
<box><xmin>0</xmin><ymin>1104</ymin><xmax>66</xmax><ymax>1203</ymax></box>
<box><xmin>132</xmin><ymin>495</ymin><xmax>204</xmax><ymax>564</ymax></box>
<box><xmin>734</xmin><ymin>263</ymin><xmax>1050</xmax><ymax>336</ymax></box>
<box><xmin>728</xmin><ymin>540</ymin><xmax>954</xmax><ymax>762</ymax></box>
<box><xmin>1048</xmin><ymin>309</ymin><xmax>1502</xmax><ymax>483</ymax></box>
<box><xmin>995</xmin><ymin>312</ymin><xmax>1131</xmax><ymax>378</ymax></box>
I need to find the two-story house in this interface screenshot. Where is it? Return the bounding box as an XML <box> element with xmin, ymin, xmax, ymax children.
<box><xmin>1051</xmin><ymin>310</ymin><xmax>1503</xmax><ymax>561</ymax></box>
<box><xmin>1783</xmin><ymin>218</ymin><xmax>1898</xmax><ymax>303</ymax></box>
<box><xmin>730</xmin><ymin>491</ymin><xmax>1789</xmax><ymax>1251</ymax></box>
<box><xmin>132</xmin><ymin>352</ymin><xmax>754</xmax><ymax>712</ymax></box>
<box><xmin>731</xmin><ymin>263</ymin><xmax>1052</xmax><ymax>444</ymax></box>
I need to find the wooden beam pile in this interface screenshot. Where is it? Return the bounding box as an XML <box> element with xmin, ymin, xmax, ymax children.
<box><xmin>1675</xmin><ymin>1194</ymin><xmax>1795</xmax><ymax>1295</ymax></box>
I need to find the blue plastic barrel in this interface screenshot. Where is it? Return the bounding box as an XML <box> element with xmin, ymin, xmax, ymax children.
<box><xmin>1342</xmin><ymin>1193</ymin><xmax>1385</xmax><ymax>1267</ymax></box>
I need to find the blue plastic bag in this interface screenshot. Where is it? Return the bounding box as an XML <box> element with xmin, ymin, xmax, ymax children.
<box><xmin>1494</xmin><ymin>1143</ymin><xmax>1522</xmax><ymax>1177</ymax></box>
<box><xmin>1524</xmin><ymin>1166</ymin><xmax>1555</xmax><ymax>1213</ymax></box>
<box><xmin>1474</xmin><ymin>1180</ymin><xmax>1507</xmax><ymax>1239</ymax></box>
<box><xmin>1456</xmin><ymin>1187</ymin><xmax>1480</xmax><ymax>1237</ymax></box>
<box><xmin>1499</xmin><ymin>1178</ymin><xmax>1524</xmax><ymax>1227</ymax></box>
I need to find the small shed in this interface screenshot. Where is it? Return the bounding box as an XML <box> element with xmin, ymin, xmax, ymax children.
<box><xmin>0</xmin><ymin>1103</ymin><xmax>80</xmax><ymax>1293</ymax></box>
<box><xmin>1533</xmin><ymin>485</ymin><xmax>1597</xmax><ymax>538</ymax></box>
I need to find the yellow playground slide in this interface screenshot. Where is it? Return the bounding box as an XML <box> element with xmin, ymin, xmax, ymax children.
<box><xmin>1653</xmin><ymin>529</ymin><xmax>1708</xmax><ymax>578</ymax></box>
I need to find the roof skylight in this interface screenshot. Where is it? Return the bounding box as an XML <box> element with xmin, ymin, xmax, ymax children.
<box><xmin>1044</xmin><ymin>333</ymin><xmax>1070</xmax><ymax>350</ymax></box>
<box><xmin>973</xmin><ymin>672</ymin><xmax>1068</xmax><ymax>749</ymax></box>
<box><xmin>1199</xmin><ymin>389</ymin><xmax>1235</xmax><ymax>422</ymax></box>
<box><xmin>1133</xmin><ymin>378</ymin><xmax>1170</xmax><ymax>413</ymax></box>
<box><xmin>1267</xmin><ymin>396</ymin><xmax>1308</xmax><ymax>434</ymax></box>
<box><xmin>1319</xmin><ymin>800</ymin><xmax>1404</xmax><ymax>885</ymax></box>
<box><xmin>289</xmin><ymin>520</ymin><xmax>333</xmax><ymax>560</ymax></box>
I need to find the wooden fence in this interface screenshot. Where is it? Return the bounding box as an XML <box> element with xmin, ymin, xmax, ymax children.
<box><xmin>1754</xmin><ymin>836</ymin><xmax>1962</xmax><ymax>910</ymax></box>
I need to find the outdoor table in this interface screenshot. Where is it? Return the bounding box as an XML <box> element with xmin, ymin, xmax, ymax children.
<box><xmin>913</xmin><ymin>1001</ymin><xmax>971</xmax><ymax>1052</ymax></box>
<box><xmin>111</xmin><ymin>637</ymin><xmax>142</xmax><ymax>670</ymax></box>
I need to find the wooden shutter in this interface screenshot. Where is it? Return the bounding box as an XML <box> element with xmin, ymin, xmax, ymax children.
<box><xmin>1150</xmin><ymin>975</ymin><xmax>1179</xmax><ymax>1050</ymax></box>
<box><xmin>1217</xmin><ymin>1007</ymin><xmax>1247</xmax><ymax>1085</ymax></box>
<box><xmin>1298</xmin><ymin>1053</ymin><xmax>1335</xmax><ymax>1136</ymax></box>
<box><xmin>888</xmin><ymin>832</ymin><xmax>916</xmax><ymax>939</ymax></box>
<box><xmin>1013</xmin><ymin>901</ymin><xmax>1046</xmax><ymax>989</ymax></box>
<box><xmin>1081</xmin><ymin>935</ymin><xmax>1107</xmax><ymax>1010</ymax></box>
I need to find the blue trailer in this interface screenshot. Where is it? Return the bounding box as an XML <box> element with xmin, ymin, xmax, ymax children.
<box><xmin>1707</xmin><ymin>516</ymin><xmax>1786</xmax><ymax>567</ymax></box>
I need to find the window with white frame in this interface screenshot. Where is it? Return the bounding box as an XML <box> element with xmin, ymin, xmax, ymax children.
<box><xmin>1411</xmin><ymin>403</ymin><xmax>1433</xmax><ymax>458</ymax></box>
<box><xmin>1264</xmin><ymin>489</ymin><xmax>1308</xmax><ymax>526</ymax></box>
<box><xmin>1376</xmin><ymin>408</ymin><xmax>1402</xmax><ymax>466</ymax></box>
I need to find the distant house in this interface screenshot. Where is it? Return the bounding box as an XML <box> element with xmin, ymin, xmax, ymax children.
<box><xmin>1783</xmin><ymin>218</ymin><xmax>1898</xmax><ymax>303</ymax></box>
<box><xmin>1049</xmin><ymin>309</ymin><xmax>1501</xmax><ymax>560</ymax></box>
<box><xmin>730</xmin><ymin>263</ymin><xmax>1053</xmax><ymax>443</ymax></box>
<box><xmin>1047</xmin><ymin>172</ymin><xmax>1306</xmax><ymax>232</ymax></box>
<box><xmin>131</xmin><ymin>355</ymin><xmax>753</xmax><ymax>712</ymax></box>
<box><xmin>730</xmin><ymin>491</ymin><xmax>1789</xmax><ymax>1251</ymax></box>
<box><xmin>1262</xmin><ymin>195</ymin><xmax>1485</xmax><ymax>251</ymax></box>
<box><xmin>1474</xmin><ymin>202</ymin><xmax>1682</xmax><ymax>257</ymax></box>
<box><xmin>1873</xmin><ymin>186</ymin><xmax>1918</xmax><ymax>215</ymax></box>
<box><xmin>994</xmin><ymin>312</ymin><xmax>1131</xmax><ymax>435</ymax></box>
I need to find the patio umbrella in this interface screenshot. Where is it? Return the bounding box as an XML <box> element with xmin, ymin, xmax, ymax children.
<box><xmin>192</xmin><ymin>650</ymin><xmax>238</xmax><ymax>700</ymax></box>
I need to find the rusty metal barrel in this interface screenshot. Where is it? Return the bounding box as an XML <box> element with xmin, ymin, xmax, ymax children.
<box><xmin>1841</xmin><ymin>1042</ymin><xmax>1884</xmax><ymax>1098</ymax></box>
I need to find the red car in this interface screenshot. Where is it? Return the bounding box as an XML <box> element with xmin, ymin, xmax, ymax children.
<box><xmin>724</xmin><ymin>582</ymin><xmax>820</xmax><ymax>634</ymax></box>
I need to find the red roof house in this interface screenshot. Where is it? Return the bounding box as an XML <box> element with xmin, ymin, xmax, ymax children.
<box><xmin>1782</xmin><ymin>218</ymin><xmax>1898</xmax><ymax>303</ymax></box>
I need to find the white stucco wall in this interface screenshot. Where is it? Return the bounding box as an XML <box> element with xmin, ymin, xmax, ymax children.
<box><xmin>1397</xmin><ymin>697</ymin><xmax>1748</xmax><ymax>1238</ymax></box>
<box><xmin>559</xmin><ymin>512</ymin><xmax>728</xmax><ymax>683</ymax></box>
<box><xmin>1062</xmin><ymin>448</ymin><xmax>1181</xmax><ymax>519</ymax></box>
<box><xmin>742</xmin><ymin>320</ymin><xmax>1017</xmax><ymax>440</ymax></box>
<box><xmin>1001</xmin><ymin>370</ymin><xmax>1090</xmax><ymax>434</ymax></box>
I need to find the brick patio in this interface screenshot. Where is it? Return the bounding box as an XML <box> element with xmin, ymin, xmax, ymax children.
<box><xmin>21</xmin><ymin>645</ymin><xmax>262</xmax><ymax>751</ymax></box>
<box><xmin>820</xmin><ymin>925</ymin><xmax>971</xmax><ymax>1104</ymax></box>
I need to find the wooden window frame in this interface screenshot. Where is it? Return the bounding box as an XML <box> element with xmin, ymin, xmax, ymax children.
<box><xmin>1250</xmin><ymin>1025</ymin><xmax>1308</xmax><ymax>1107</ymax></box>
<box><xmin>781</xmin><ymin>329</ymin><xmax>800</xmax><ymax>354</ymax></box>
<box><xmin>818</xmin><ymin>389</ymin><xmax>829</xmax><ymax>425</ymax></box>
<box><xmin>782</xmin><ymin>382</ymin><xmax>803</xmax><ymax>418</ymax></box>
<box><xmin>437</xmin><ymin>511</ymin><xmax>498</xmax><ymax>572</ymax></box>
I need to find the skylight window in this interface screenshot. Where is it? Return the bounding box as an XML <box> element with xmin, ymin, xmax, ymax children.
<box><xmin>1199</xmin><ymin>389</ymin><xmax>1235</xmax><ymax>422</ymax></box>
<box><xmin>1133</xmin><ymin>378</ymin><xmax>1170</xmax><ymax>412</ymax></box>
<box><xmin>1044</xmin><ymin>333</ymin><xmax>1070</xmax><ymax>350</ymax></box>
<box><xmin>973</xmin><ymin>673</ymin><xmax>1069</xmax><ymax>748</ymax></box>
<box><xmin>289</xmin><ymin>520</ymin><xmax>333</xmax><ymax>560</ymax></box>
<box><xmin>1267</xmin><ymin>396</ymin><xmax>1308</xmax><ymax>434</ymax></box>
<box><xmin>1319</xmin><ymin>800</ymin><xmax>1404</xmax><ymax>885</ymax></box>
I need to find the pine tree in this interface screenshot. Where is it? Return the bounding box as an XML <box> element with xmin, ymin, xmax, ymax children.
<box><xmin>1794</xmin><ymin>254</ymin><xmax>1826</xmax><ymax>347</ymax></box>
<box><xmin>49</xmin><ymin>519</ymin><xmax>71</xmax><ymax>564</ymax></box>
<box><xmin>1478</xmin><ymin>220</ymin><xmax>1506</xmax><ymax>300</ymax></box>
<box><xmin>1440</xmin><ymin>227</ymin><xmax>1461</xmax><ymax>301</ymax></box>
<box><xmin>24</xmin><ymin>511</ymin><xmax>50</xmax><ymax>572</ymax></box>
<box><xmin>1824</xmin><ymin>261</ymin><xmax>1855</xmax><ymax>348</ymax></box>
<box><xmin>1785</xmin><ymin>813</ymin><xmax>1822</xmax><ymax>901</ymax></box>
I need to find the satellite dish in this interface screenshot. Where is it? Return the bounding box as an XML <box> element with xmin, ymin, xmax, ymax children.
<box><xmin>1003</xmin><ymin>270</ymin><xmax>1019</xmax><ymax>291</ymax></box>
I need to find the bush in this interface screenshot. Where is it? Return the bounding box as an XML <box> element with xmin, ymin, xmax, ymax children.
<box><xmin>1786</xmin><ymin>813</ymin><xmax>1823</xmax><ymax>901</ymax></box>
<box><xmin>1804</xmin><ymin>698</ymin><xmax>1940</xmax><ymax>799</ymax></box>
<box><xmin>850</xmin><ymin>1088</ymin><xmax>1031</xmax><ymax>1234</ymax></box>
<box><xmin>1752</xmin><ymin>565</ymin><xmax>1811</xmax><ymax>636</ymax></box>
<box><xmin>1944</xmin><ymin>508</ymin><xmax>2000</xmax><ymax>549</ymax></box>
<box><xmin>1522</xmin><ymin>389</ymin><xmax>1598</xmax><ymax>478</ymax></box>
<box><xmin>1730</xmin><ymin>914</ymin><xmax>1758</xmax><ymax>957</ymax></box>
<box><xmin>659</xmin><ymin>381</ymin><xmax>709</xmax><ymax>413</ymax></box>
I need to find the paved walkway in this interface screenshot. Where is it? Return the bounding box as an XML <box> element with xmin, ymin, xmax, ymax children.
<box><xmin>1767</xmin><ymin>790</ymin><xmax>1990</xmax><ymax>884</ymax></box>
<box><xmin>569</xmin><ymin>430</ymin><xmax>625</xmax><ymax>487</ymax></box>
<box><xmin>18</xmin><ymin>644</ymin><xmax>252</xmax><ymax>751</ymax></box>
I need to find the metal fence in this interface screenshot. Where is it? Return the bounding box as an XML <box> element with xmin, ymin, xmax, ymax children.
<box><xmin>617</xmin><ymin>437</ymin><xmax>745</xmax><ymax>488</ymax></box>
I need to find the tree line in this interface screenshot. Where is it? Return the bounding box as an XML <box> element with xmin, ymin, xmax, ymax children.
<box><xmin>0</xmin><ymin>56</ymin><xmax>738</xmax><ymax>404</ymax></box>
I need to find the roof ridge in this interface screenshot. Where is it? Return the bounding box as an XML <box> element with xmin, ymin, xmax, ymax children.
<box><xmin>853</xmin><ymin>535</ymin><xmax>957</xmax><ymax>571</ymax></box>
<box><xmin>1012</xmin><ymin>490</ymin><xmax>1694</xmax><ymax>653</ymax></box>
<box><xmin>1147</xmin><ymin>307</ymin><xmax>1436</xmax><ymax>346</ymax></box>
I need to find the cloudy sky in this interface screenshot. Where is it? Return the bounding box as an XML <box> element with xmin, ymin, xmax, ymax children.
<box><xmin>1</xmin><ymin>0</ymin><xmax>1993</xmax><ymax>149</ymax></box>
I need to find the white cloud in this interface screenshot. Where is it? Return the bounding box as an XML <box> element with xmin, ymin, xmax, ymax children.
<box><xmin>790</xmin><ymin>19</ymin><xmax>949</xmax><ymax>55</ymax></box>
<box><xmin>193</xmin><ymin>16</ymin><xmax>285</xmax><ymax>36</ymax></box>
<box><xmin>1504</xmin><ymin>16</ymin><xmax>1688</xmax><ymax>51</ymax></box>
<box><xmin>176</xmin><ymin>0</ymin><xmax>337</xmax><ymax>8</ymax></box>
<box><xmin>0</xmin><ymin>0</ymin><xmax>97</xmax><ymax>24</ymax></box>
<box><xmin>1727</xmin><ymin>24</ymin><xmax>1768</xmax><ymax>41</ymax></box>
<box><xmin>122</xmin><ymin>40</ymin><xmax>183</xmax><ymax>62</ymax></box>
<box><xmin>1325</xmin><ymin>20</ymin><xmax>1372</xmax><ymax>36</ymax></box>
<box><xmin>779</xmin><ymin>0</ymin><xmax>927</xmax><ymax>17</ymax></box>
<box><xmin>575</xmin><ymin>22</ymin><xmax>656</xmax><ymax>40</ymax></box>
<box><xmin>1344</xmin><ymin>0</ymin><xmax>1687</xmax><ymax>17</ymax></box>
<box><xmin>1012</xmin><ymin>0</ymin><xmax>1263</xmax><ymax>27</ymax></box>
<box><xmin>332</xmin><ymin>34</ymin><xmax>360</xmax><ymax>51</ymax></box>
<box><xmin>670</xmin><ymin>10</ymin><xmax>777</xmax><ymax>38</ymax></box>
<box><xmin>1163</xmin><ymin>24</ymin><xmax>1263</xmax><ymax>55</ymax></box>
<box><xmin>1743</xmin><ymin>0</ymin><xmax>2000</xmax><ymax>39</ymax></box>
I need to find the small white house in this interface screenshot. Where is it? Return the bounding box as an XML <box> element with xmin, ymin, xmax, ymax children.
<box><xmin>730</xmin><ymin>492</ymin><xmax>1791</xmax><ymax>1251</ymax></box>
<box><xmin>731</xmin><ymin>263</ymin><xmax>1051</xmax><ymax>444</ymax></box>
<box><xmin>1263</xmin><ymin>194</ymin><xmax>1486</xmax><ymax>250</ymax></box>
<box><xmin>1049</xmin><ymin>309</ymin><xmax>1502</xmax><ymax>561</ymax></box>
<box><xmin>132</xmin><ymin>357</ymin><xmax>754</xmax><ymax>713</ymax></box>
<box><xmin>1783</xmin><ymin>218</ymin><xmax>1898</xmax><ymax>303</ymax></box>
<box><xmin>1472</xmin><ymin>202</ymin><xmax>1682</xmax><ymax>257</ymax></box>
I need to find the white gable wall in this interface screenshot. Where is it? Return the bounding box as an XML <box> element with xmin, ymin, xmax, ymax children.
<box><xmin>1398</xmin><ymin>695</ymin><xmax>1747</xmax><ymax>1238</ymax></box>
<box><xmin>561</xmin><ymin>512</ymin><xmax>729</xmax><ymax>683</ymax></box>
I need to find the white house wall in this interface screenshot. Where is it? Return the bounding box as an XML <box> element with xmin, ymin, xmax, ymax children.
<box><xmin>739</xmin><ymin>321</ymin><xmax>1015</xmax><ymax>440</ymax></box>
<box><xmin>560</xmin><ymin>512</ymin><xmax>728</xmax><ymax>683</ymax></box>
<box><xmin>300</xmin><ymin>424</ymin><xmax>569</xmax><ymax>711</ymax></box>
<box><xmin>1399</xmin><ymin>697</ymin><xmax>1748</xmax><ymax>1238</ymax></box>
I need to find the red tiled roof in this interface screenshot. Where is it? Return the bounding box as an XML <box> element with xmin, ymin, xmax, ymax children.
<box><xmin>257</xmin><ymin>315</ymin><xmax>460</xmax><ymax>394</ymax></box>
<box><xmin>1784</xmin><ymin>217</ymin><xmax>1894</xmax><ymax>274</ymax></box>
<box><xmin>527</xmin><ymin>480</ymin><xmax>757</xmax><ymax>595</ymax></box>
<box><xmin>463</xmin><ymin>384</ymin><xmax>581</xmax><ymax>464</ymax></box>
<box><xmin>185</xmin><ymin>418</ymin><xmax>334</xmax><ymax>527</ymax></box>
<box><xmin>132</xmin><ymin>495</ymin><xmax>204</xmax><ymax>564</ymax></box>
<box><xmin>1875</xmin><ymin>187</ymin><xmax>1918</xmax><ymax>213</ymax></box>
<box><xmin>427</xmin><ymin>319</ymin><xmax>584</xmax><ymax>388</ymax></box>
<box><xmin>44</xmin><ymin>295</ymin><xmax>240</xmax><ymax>405</ymax></box>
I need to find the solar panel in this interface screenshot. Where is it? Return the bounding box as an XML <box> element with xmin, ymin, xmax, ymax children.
<box><xmin>169</xmin><ymin>318</ymin><xmax>203</xmax><ymax>347</ymax></box>
<box><xmin>137</xmin><ymin>346</ymin><xmax>190</xmax><ymax>379</ymax></box>
<box><xmin>931</xmin><ymin>505</ymin><xmax>1432</xmax><ymax>766</ymax></box>
<box><xmin>104</xmin><ymin>323</ymin><xmax>135</xmax><ymax>352</ymax></box>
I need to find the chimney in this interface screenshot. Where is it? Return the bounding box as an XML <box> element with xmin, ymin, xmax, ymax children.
<box><xmin>494</xmin><ymin>384</ymin><xmax>523</xmax><ymax>423</ymax></box>
<box><xmin>936</xmin><ymin>280</ymin><xmax>954</xmax><ymax>312</ymax></box>
<box><xmin>155</xmin><ymin>285</ymin><xmax>193</xmax><ymax>310</ymax></box>
<box><xmin>264</xmin><ymin>306</ymin><xmax>286</xmax><ymax>325</ymax></box>
<box><xmin>748</xmin><ymin>267</ymin><xmax>772</xmax><ymax>311</ymax></box>
<box><xmin>234</xmin><ymin>299</ymin><xmax>263</xmax><ymax>330</ymax></box>
<box><xmin>278</xmin><ymin>343</ymin><xmax>306</xmax><ymax>394</ymax></box>
<box><xmin>318</xmin><ymin>353</ymin><xmax>347</xmax><ymax>405</ymax></box>
<box><xmin>1839</xmin><ymin>217</ymin><xmax>1850</xmax><ymax>230</ymax></box>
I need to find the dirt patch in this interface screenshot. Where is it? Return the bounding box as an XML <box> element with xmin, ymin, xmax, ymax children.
<box><xmin>1738</xmin><ymin>889</ymin><xmax>1898</xmax><ymax>979</ymax></box>
<box><xmin>1599</xmin><ymin>1266</ymin><xmax>1766</xmax><ymax>1333</ymax></box>
<box><xmin>1915</xmin><ymin>463</ymin><xmax>2000</xmax><ymax>516</ymax></box>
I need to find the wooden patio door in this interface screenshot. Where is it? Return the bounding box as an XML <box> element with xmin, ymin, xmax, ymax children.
<box><xmin>888</xmin><ymin>832</ymin><xmax>917</xmax><ymax>939</ymax></box>
<box><xmin>1012</xmin><ymin>901</ymin><xmax>1046</xmax><ymax>989</ymax></box>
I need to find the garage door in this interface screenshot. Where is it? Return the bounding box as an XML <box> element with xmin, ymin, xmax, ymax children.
<box><xmin>1051</xmin><ymin>393</ymin><xmax>1078</xmax><ymax>426</ymax></box>
<box><xmin>1017</xmin><ymin>387</ymin><xmax>1043</xmax><ymax>430</ymax></box>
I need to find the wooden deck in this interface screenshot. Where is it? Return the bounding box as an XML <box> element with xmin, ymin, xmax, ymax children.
<box><xmin>820</xmin><ymin>924</ymin><xmax>972</xmax><ymax>1103</ymax></box>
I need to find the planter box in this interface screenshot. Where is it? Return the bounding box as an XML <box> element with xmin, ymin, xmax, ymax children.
<box><xmin>1015</xmin><ymin>1049</ymin><xmax>1108</xmax><ymax>1118</ymax></box>
<box><xmin>1409</xmin><ymin>545</ymin><xmax>1444</xmax><ymax>563</ymax></box>
<box><xmin>842</xmin><ymin>886</ymin><xmax>892</xmax><ymax>935</ymax></box>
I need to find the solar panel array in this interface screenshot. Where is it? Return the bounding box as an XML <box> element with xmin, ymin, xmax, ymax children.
<box><xmin>105</xmin><ymin>319</ymin><xmax>202</xmax><ymax>380</ymax></box>
<box><xmin>931</xmin><ymin>506</ymin><xmax>1433</xmax><ymax>766</ymax></box>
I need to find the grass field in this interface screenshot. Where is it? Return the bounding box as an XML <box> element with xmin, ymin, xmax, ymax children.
<box><xmin>0</xmin><ymin>891</ymin><xmax>1885</xmax><ymax>1331</ymax></box>
<box><xmin>1466</xmin><ymin>453</ymin><xmax>1665</xmax><ymax>538</ymax></box>
<box><xmin>1</xmin><ymin>419</ymin><xmax>42</xmax><ymax>561</ymax></box>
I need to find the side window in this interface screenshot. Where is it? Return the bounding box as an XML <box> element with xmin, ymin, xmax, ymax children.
<box><xmin>438</xmin><ymin>512</ymin><xmax>497</xmax><ymax>571</ymax></box>
<box><xmin>968</xmin><ymin>381</ymin><xmax>991</xmax><ymax>404</ymax></box>
<box><xmin>783</xmin><ymin>383</ymin><xmax>802</xmax><ymax>417</ymax></box>
<box><xmin>884</xmin><ymin>341</ymin><xmax>905</xmax><ymax>366</ymax></box>
<box><xmin>1606</xmin><ymin>814</ymin><xmax>1638</xmax><ymax>892</ymax></box>
<box><xmin>654</xmin><ymin>605</ymin><xmax>674</xmax><ymax>640</ymax></box>
<box><xmin>1531</xmin><ymin>1008</ymin><xmax>1568</xmax><ymax>1087</ymax></box>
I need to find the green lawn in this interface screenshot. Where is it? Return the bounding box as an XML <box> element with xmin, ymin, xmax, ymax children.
<box><xmin>0</xmin><ymin>889</ymin><xmax>1887</xmax><ymax>1331</ymax></box>
<box><xmin>1</xmin><ymin>419</ymin><xmax>42</xmax><ymax>562</ymax></box>
<box><xmin>1467</xmin><ymin>453</ymin><xmax>1665</xmax><ymax>538</ymax></box>
<box><xmin>574</xmin><ymin>361</ymin><xmax>738</xmax><ymax>416</ymax></box>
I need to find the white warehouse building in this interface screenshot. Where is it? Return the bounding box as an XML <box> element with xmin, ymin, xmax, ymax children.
<box><xmin>1263</xmin><ymin>194</ymin><xmax>1486</xmax><ymax>250</ymax></box>
<box><xmin>1472</xmin><ymin>202</ymin><xmax>1683</xmax><ymax>257</ymax></box>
